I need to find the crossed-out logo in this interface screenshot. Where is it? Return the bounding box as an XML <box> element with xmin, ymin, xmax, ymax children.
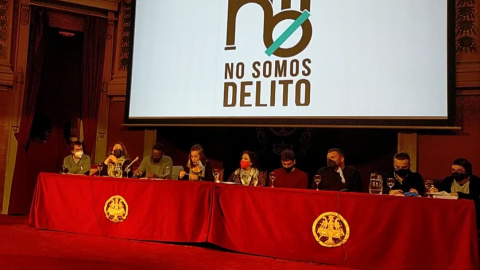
<box><xmin>223</xmin><ymin>0</ymin><xmax>313</xmax><ymax>109</ymax></box>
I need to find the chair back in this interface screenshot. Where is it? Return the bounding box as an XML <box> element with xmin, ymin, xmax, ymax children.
<box><xmin>172</xmin><ymin>165</ymin><xmax>184</xmax><ymax>180</ymax></box>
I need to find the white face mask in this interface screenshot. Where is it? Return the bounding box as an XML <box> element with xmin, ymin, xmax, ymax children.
<box><xmin>74</xmin><ymin>151</ymin><xmax>83</xmax><ymax>158</ymax></box>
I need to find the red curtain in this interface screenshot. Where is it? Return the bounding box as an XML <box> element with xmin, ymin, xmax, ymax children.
<box><xmin>9</xmin><ymin>7</ymin><xmax>48</xmax><ymax>214</ymax></box>
<box><xmin>81</xmin><ymin>17</ymin><xmax>107</xmax><ymax>155</ymax></box>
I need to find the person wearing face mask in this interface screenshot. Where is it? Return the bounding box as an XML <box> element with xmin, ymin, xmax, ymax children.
<box><xmin>431</xmin><ymin>158</ymin><xmax>480</xmax><ymax>228</ymax></box>
<box><xmin>134</xmin><ymin>143</ymin><xmax>173</xmax><ymax>179</ymax></box>
<box><xmin>383</xmin><ymin>152</ymin><xmax>425</xmax><ymax>196</ymax></box>
<box><xmin>431</xmin><ymin>158</ymin><xmax>480</xmax><ymax>200</ymax></box>
<box><xmin>62</xmin><ymin>140</ymin><xmax>91</xmax><ymax>175</ymax></box>
<box><xmin>311</xmin><ymin>148</ymin><xmax>362</xmax><ymax>192</ymax></box>
<box><xmin>99</xmin><ymin>142</ymin><xmax>132</xmax><ymax>177</ymax></box>
<box><xmin>227</xmin><ymin>150</ymin><xmax>267</xmax><ymax>186</ymax></box>
<box><xmin>179</xmin><ymin>144</ymin><xmax>214</xmax><ymax>181</ymax></box>
<box><xmin>268</xmin><ymin>150</ymin><xmax>308</xmax><ymax>189</ymax></box>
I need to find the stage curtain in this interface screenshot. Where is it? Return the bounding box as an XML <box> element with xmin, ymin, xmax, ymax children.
<box><xmin>9</xmin><ymin>7</ymin><xmax>48</xmax><ymax>214</ymax></box>
<box><xmin>81</xmin><ymin>16</ymin><xmax>107</xmax><ymax>155</ymax></box>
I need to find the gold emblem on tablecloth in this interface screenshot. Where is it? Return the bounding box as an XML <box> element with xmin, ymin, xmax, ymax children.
<box><xmin>104</xmin><ymin>195</ymin><xmax>128</xmax><ymax>223</ymax></box>
<box><xmin>312</xmin><ymin>212</ymin><xmax>349</xmax><ymax>247</ymax></box>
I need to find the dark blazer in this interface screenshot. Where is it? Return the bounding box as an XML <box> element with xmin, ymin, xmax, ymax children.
<box><xmin>311</xmin><ymin>166</ymin><xmax>362</xmax><ymax>192</ymax></box>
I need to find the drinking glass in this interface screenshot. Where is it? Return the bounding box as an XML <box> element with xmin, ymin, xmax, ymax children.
<box><xmin>164</xmin><ymin>166</ymin><xmax>171</xmax><ymax>179</ymax></box>
<box><xmin>424</xmin><ymin>179</ymin><xmax>434</xmax><ymax>197</ymax></box>
<box><xmin>314</xmin><ymin>174</ymin><xmax>321</xmax><ymax>191</ymax></box>
<box><xmin>97</xmin><ymin>163</ymin><xmax>103</xmax><ymax>176</ymax></box>
<box><xmin>213</xmin><ymin>169</ymin><xmax>220</xmax><ymax>183</ymax></box>
<box><xmin>386</xmin><ymin>177</ymin><xmax>395</xmax><ymax>192</ymax></box>
<box><xmin>369</xmin><ymin>173</ymin><xmax>383</xmax><ymax>194</ymax></box>
<box><xmin>124</xmin><ymin>166</ymin><xmax>131</xmax><ymax>178</ymax></box>
<box><xmin>61</xmin><ymin>164</ymin><xmax>67</xmax><ymax>174</ymax></box>
<box><xmin>269</xmin><ymin>171</ymin><xmax>276</xmax><ymax>188</ymax></box>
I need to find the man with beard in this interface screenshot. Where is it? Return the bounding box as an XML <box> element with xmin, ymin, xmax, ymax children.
<box><xmin>268</xmin><ymin>150</ymin><xmax>308</xmax><ymax>189</ymax></box>
<box><xmin>134</xmin><ymin>143</ymin><xmax>173</xmax><ymax>179</ymax></box>
<box><xmin>62</xmin><ymin>140</ymin><xmax>91</xmax><ymax>175</ymax></box>
<box><xmin>383</xmin><ymin>152</ymin><xmax>425</xmax><ymax>196</ymax></box>
<box><xmin>311</xmin><ymin>148</ymin><xmax>362</xmax><ymax>192</ymax></box>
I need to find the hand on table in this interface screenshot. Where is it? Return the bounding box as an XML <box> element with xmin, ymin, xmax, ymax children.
<box><xmin>409</xmin><ymin>188</ymin><xmax>418</xmax><ymax>195</ymax></box>
<box><xmin>389</xmin><ymin>189</ymin><xmax>404</xmax><ymax>196</ymax></box>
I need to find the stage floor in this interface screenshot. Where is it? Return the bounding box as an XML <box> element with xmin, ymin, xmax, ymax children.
<box><xmin>0</xmin><ymin>215</ymin><xmax>356</xmax><ymax>270</ymax></box>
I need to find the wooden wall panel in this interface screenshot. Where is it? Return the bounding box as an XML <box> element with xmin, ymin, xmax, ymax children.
<box><xmin>418</xmin><ymin>95</ymin><xmax>480</xmax><ymax>180</ymax></box>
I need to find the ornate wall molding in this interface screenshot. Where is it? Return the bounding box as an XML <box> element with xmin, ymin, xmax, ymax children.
<box><xmin>456</xmin><ymin>0</ymin><xmax>477</xmax><ymax>53</ymax></box>
<box><xmin>0</xmin><ymin>0</ymin><xmax>14</xmax><ymax>87</ymax></box>
<box><xmin>108</xmin><ymin>0</ymin><xmax>131</xmax><ymax>96</ymax></box>
<box><xmin>455</xmin><ymin>0</ymin><xmax>480</xmax><ymax>88</ymax></box>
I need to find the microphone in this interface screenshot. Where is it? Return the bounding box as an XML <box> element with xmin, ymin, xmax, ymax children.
<box><xmin>124</xmin><ymin>156</ymin><xmax>139</xmax><ymax>172</ymax></box>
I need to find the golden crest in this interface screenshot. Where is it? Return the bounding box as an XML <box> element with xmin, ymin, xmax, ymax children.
<box><xmin>312</xmin><ymin>212</ymin><xmax>349</xmax><ymax>247</ymax></box>
<box><xmin>104</xmin><ymin>195</ymin><xmax>128</xmax><ymax>223</ymax></box>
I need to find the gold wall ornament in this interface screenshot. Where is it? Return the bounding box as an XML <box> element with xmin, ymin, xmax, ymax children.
<box><xmin>312</xmin><ymin>212</ymin><xmax>350</xmax><ymax>248</ymax></box>
<box><xmin>104</xmin><ymin>195</ymin><xmax>128</xmax><ymax>223</ymax></box>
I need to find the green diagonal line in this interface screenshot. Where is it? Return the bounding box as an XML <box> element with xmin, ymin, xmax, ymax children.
<box><xmin>265</xmin><ymin>10</ymin><xmax>310</xmax><ymax>56</ymax></box>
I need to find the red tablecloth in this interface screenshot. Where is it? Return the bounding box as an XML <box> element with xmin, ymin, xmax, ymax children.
<box><xmin>29</xmin><ymin>173</ymin><xmax>480</xmax><ymax>269</ymax></box>
<box><xmin>208</xmin><ymin>184</ymin><xmax>479</xmax><ymax>270</ymax></box>
<box><xmin>29</xmin><ymin>173</ymin><xmax>212</xmax><ymax>242</ymax></box>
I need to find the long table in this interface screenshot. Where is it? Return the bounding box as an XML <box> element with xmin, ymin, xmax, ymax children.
<box><xmin>30</xmin><ymin>173</ymin><xmax>479</xmax><ymax>269</ymax></box>
<box><xmin>29</xmin><ymin>173</ymin><xmax>212</xmax><ymax>242</ymax></box>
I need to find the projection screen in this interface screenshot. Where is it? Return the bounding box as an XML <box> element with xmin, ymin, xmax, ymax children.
<box><xmin>125</xmin><ymin>0</ymin><xmax>455</xmax><ymax>127</ymax></box>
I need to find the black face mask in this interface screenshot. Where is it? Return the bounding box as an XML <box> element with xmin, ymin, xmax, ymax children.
<box><xmin>283</xmin><ymin>166</ymin><xmax>294</xmax><ymax>173</ymax></box>
<box><xmin>113</xmin><ymin>150</ymin><xmax>123</xmax><ymax>158</ymax></box>
<box><xmin>327</xmin><ymin>159</ymin><xmax>337</xmax><ymax>168</ymax></box>
<box><xmin>395</xmin><ymin>169</ymin><xmax>410</xmax><ymax>177</ymax></box>
<box><xmin>452</xmin><ymin>172</ymin><xmax>467</xmax><ymax>181</ymax></box>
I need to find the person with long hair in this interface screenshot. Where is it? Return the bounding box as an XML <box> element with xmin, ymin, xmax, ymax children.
<box><xmin>179</xmin><ymin>144</ymin><xmax>214</xmax><ymax>181</ymax></box>
<box><xmin>227</xmin><ymin>150</ymin><xmax>266</xmax><ymax>186</ymax></box>
<box><xmin>99</xmin><ymin>141</ymin><xmax>132</xmax><ymax>177</ymax></box>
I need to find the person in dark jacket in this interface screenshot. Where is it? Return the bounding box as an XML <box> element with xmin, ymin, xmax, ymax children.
<box><xmin>431</xmin><ymin>158</ymin><xmax>480</xmax><ymax>228</ymax></box>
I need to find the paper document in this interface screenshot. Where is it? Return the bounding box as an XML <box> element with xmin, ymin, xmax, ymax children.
<box><xmin>429</xmin><ymin>191</ymin><xmax>458</xmax><ymax>200</ymax></box>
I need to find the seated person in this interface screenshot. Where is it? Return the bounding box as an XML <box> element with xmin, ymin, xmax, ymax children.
<box><xmin>431</xmin><ymin>158</ymin><xmax>480</xmax><ymax>228</ymax></box>
<box><xmin>383</xmin><ymin>152</ymin><xmax>425</xmax><ymax>196</ymax></box>
<box><xmin>62</xmin><ymin>140</ymin><xmax>91</xmax><ymax>175</ymax></box>
<box><xmin>269</xmin><ymin>150</ymin><xmax>308</xmax><ymax>189</ymax></box>
<box><xmin>99</xmin><ymin>141</ymin><xmax>132</xmax><ymax>177</ymax></box>
<box><xmin>311</xmin><ymin>148</ymin><xmax>362</xmax><ymax>192</ymax></box>
<box><xmin>179</xmin><ymin>144</ymin><xmax>214</xmax><ymax>181</ymax></box>
<box><xmin>227</xmin><ymin>151</ymin><xmax>266</xmax><ymax>186</ymax></box>
<box><xmin>133</xmin><ymin>143</ymin><xmax>173</xmax><ymax>179</ymax></box>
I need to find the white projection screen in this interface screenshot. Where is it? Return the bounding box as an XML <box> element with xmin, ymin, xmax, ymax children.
<box><xmin>125</xmin><ymin>0</ymin><xmax>455</xmax><ymax>127</ymax></box>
